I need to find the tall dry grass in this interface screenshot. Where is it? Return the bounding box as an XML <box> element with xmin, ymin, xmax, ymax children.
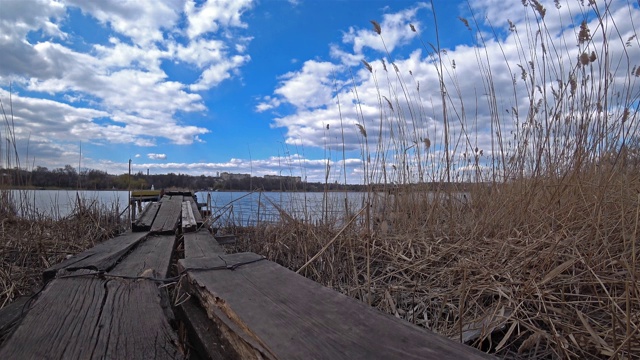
<box><xmin>0</xmin><ymin>89</ymin><xmax>125</xmax><ymax>308</ymax></box>
<box><xmin>231</xmin><ymin>1</ymin><xmax>640</xmax><ymax>358</ymax></box>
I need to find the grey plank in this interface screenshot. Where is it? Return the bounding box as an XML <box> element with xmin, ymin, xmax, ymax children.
<box><xmin>0</xmin><ymin>272</ymin><xmax>183</xmax><ymax>359</ymax></box>
<box><xmin>150</xmin><ymin>195</ymin><xmax>183</xmax><ymax>234</ymax></box>
<box><xmin>181</xmin><ymin>201</ymin><xmax>197</xmax><ymax>233</ymax></box>
<box><xmin>180</xmin><ymin>253</ymin><xmax>493</xmax><ymax>360</ymax></box>
<box><xmin>184</xmin><ymin>230</ymin><xmax>224</xmax><ymax>259</ymax></box>
<box><xmin>133</xmin><ymin>202</ymin><xmax>160</xmax><ymax>232</ymax></box>
<box><xmin>109</xmin><ymin>235</ymin><xmax>176</xmax><ymax>278</ymax></box>
<box><xmin>188</xmin><ymin>197</ymin><xmax>203</xmax><ymax>225</ymax></box>
<box><xmin>93</xmin><ymin>280</ymin><xmax>182</xmax><ymax>359</ymax></box>
<box><xmin>43</xmin><ymin>231</ymin><xmax>148</xmax><ymax>282</ymax></box>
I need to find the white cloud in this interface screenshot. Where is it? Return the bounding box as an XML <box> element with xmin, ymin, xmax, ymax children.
<box><xmin>261</xmin><ymin>0</ymin><xmax>640</xmax><ymax>183</ymax></box>
<box><xmin>342</xmin><ymin>3</ymin><xmax>428</xmax><ymax>54</ymax></box>
<box><xmin>185</xmin><ymin>0</ymin><xmax>253</xmax><ymax>39</ymax></box>
<box><xmin>147</xmin><ymin>153</ymin><xmax>167</xmax><ymax>160</ymax></box>
<box><xmin>64</xmin><ymin>0</ymin><xmax>182</xmax><ymax>46</ymax></box>
<box><xmin>190</xmin><ymin>54</ymin><xmax>250</xmax><ymax>91</ymax></box>
<box><xmin>0</xmin><ymin>0</ymin><xmax>250</xmax><ymax>152</ymax></box>
<box><xmin>273</xmin><ymin>60</ymin><xmax>339</xmax><ymax>109</ymax></box>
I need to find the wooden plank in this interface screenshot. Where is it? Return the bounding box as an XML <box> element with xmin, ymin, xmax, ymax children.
<box><xmin>43</xmin><ymin>231</ymin><xmax>148</xmax><ymax>282</ymax></box>
<box><xmin>133</xmin><ymin>202</ymin><xmax>160</xmax><ymax>232</ymax></box>
<box><xmin>177</xmin><ymin>297</ymin><xmax>229</xmax><ymax>360</ymax></box>
<box><xmin>109</xmin><ymin>235</ymin><xmax>176</xmax><ymax>278</ymax></box>
<box><xmin>150</xmin><ymin>195</ymin><xmax>183</xmax><ymax>234</ymax></box>
<box><xmin>0</xmin><ymin>273</ymin><xmax>183</xmax><ymax>359</ymax></box>
<box><xmin>182</xmin><ymin>201</ymin><xmax>197</xmax><ymax>233</ymax></box>
<box><xmin>186</xmin><ymin>196</ymin><xmax>203</xmax><ymax>225</ymax></box>
<box><xmin>214</xmin><ymin>235</ymin><xmax>237</xmax><ymax>245</ymax></box>
<box><xmin>180</xmin><ymin>253</ymin><xmax>493</xmax><ymax>360</ymax></box>
<box><xmin>0</xmin><ymin>297</ymin><xmax>29</xmax><ymax>346</ymax></box>
<box><xmin>183</xmin><ymin>230</ymin><xmax>224</xmax><ymax>259</ymax></box>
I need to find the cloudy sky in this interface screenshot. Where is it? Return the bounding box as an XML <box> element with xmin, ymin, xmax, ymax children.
<box><xmin>0</xmin><ymin>0</ymin><xmax>638</xmax><ymax>183</ymax></box>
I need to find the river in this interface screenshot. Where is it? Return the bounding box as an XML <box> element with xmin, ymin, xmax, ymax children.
<box><xmin>4</xmin><ymin>189</ymin><xmax>372</xmax><ymax>225</ymax></box>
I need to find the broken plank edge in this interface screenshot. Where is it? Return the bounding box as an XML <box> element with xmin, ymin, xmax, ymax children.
<box><xmin>176</xmin><ymin>297</ymin><xmax>238</xmax><ymax>360</ymax></box>
<box><xmin>180</xmin><ymin>274</ymin><xmax>276</xmax><ymax>360</ymax></box>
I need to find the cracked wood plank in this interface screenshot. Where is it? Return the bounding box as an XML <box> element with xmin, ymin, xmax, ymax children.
<box><xmin>180</xmin><ymin>253</ymin><xmax>494</xmax><ymax>360</ymax></box>
<box><xmin>133</xmin><ymin>202</ymin><xmax>160</xmax><ymax>232</ymax></box>
<box><xmin>0</xmin><ymin>270</ymin><xmax>183</xmax><ymax>359</ymax></box>
<box><xmin>43</xmin><ymin>231</ymin><xmax>148</xmax><ymax>283</ymax></box>
<box><xmin>150</xmin><ymin>196</ymin><xmax>183</xmax><ymax>234</ymax></box>
<box><xmin>109</xmin><ymin>235</ymin><xmax>176</xmax><ymax>278</ymax></box>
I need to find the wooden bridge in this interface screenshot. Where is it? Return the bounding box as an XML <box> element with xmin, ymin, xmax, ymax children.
<box><xmin>0</xmin><ymin>191</ymin><xmax>493</xmax><ymax>359</ymax></box>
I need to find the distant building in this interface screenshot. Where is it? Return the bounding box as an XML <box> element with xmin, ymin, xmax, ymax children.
<box><xmin>220</xmin><ymin>172</ymin><xmax>250</xmax><ymax>181</ymax></box>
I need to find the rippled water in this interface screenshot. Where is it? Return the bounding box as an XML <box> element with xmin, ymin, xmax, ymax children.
<box><xmin>5</xmin><ymin>189</ymin><xmax>370</xmax><ymax>225</ymax></box>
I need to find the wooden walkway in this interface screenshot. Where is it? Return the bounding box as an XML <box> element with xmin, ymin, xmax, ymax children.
<box><xmin>0</xmin><ymin>191</ymin><xmax>493</xmax><ymax>359</ymax></box>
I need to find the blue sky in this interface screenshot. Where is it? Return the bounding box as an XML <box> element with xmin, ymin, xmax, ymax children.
<box><xmin>0</xmin><ymin>0</ymin><xmax>638</xmax><ymax>183</ymax></box>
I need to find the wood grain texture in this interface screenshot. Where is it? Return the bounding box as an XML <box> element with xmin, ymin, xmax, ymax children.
<box><xmin>181</xmin><ymin>201</ymin><xmax>197</xmax><ymax>233</ymax></box>
<box><xmin>150</xmin><ymin>196</ymin><xmax>183</xmax><ymax>234</ymax></box>
<box><xmin>186</xmin><ymin>196</ymin><xmax>203</xmax><ymax>225</ymax></box>
<box><xmin>0</xmin><ymin>271</ymin><xmax>183</xmax><ymax>359</ymax></box>
<box><xmin>183</xmin><ymin>230</ymin><xmax>224</xmax><ymax>259</ymax></box>
<box><xmin>181</xmin><ymin>253</ymin><xmax>494</xmax><ymax>360</ymax></box>
<box><xmin>177</xmin><ymin>297</ymin><xmax>233</xmax><ymax>360</ymax></box>
<box><xmin>133</xmin><ymin>202</ymin><xmax>160</xmax><ymax>232</ymax></box>
<box><xmin>43</xmin><ymin>231</ymin><xmax>148</xmax><ymax>282</ymax></box>
<box><xmin>109</xmin><ymin>235</ymin><xmax>176</xmax><ymax>278</ymax></box>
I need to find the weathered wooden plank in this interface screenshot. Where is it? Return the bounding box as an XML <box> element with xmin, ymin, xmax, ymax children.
<box><xmin>189</xmin><ymin>198</ymin><xmax>203</xmax><ymax>225</ymax></box>
<box><xmin>150</xmin><ymin>195</ymin><xmax>183</xmax><ymax>234</ymax></box>
<box><xmin>93</xmin><ymin>280</ymin><xmax>182</xmax><ymax>359</ymax></box>
<box><xmin>133</xmin><ymin>202</ymin><xmax>160</xmax><ymax>232</ymax></box>
<box><xmin>214</xmin><ymin>234</ymin><xmax>237</xmax><ymax>245</ymax></box>
<box><xmin>109</xmin><ymin>235</ymin><xmax>176</xmax><ymax>278</ymax></box>
<box><xmin>183</xmin><ymin>230</ymin><xmax>224</xmax><ymax>259</ymax></box>
<box><xmin>176</xmin><ymin>297</ymin><xmax>230</xmax><ymax>360</ymax></box>
<box><xmin>180</xmin><ymin>253</ymin><xmax>493</xmax><ymax>360</ymax></box>
<box><xmin>0</xmin><ymin>297</ymin><xmax>29</xmax><ymax>346</ymax></box>
<box><xmin>182</xmin><ymin>201</ymin><xmax>197</xmax><ymax>233</ymax></box>
<box><xmin>0</xmin><ymin>270</ymin><xmax>183</xmax><ymax>359</ymax></box>
<box><xmin>43</xmin><ymin>231</ymin><xmax>148</xmax><ymax>282</ymax></box>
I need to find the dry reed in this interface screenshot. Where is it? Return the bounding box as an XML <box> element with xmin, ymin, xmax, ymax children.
<box><xmin>0</xmin><ymin>191</ymin><xmax>125</xmax><ymax>308</ymax></box>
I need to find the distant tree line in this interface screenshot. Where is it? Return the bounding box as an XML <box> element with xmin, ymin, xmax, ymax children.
<box><xmin>0</xmin><ymin>165</ymin><xmax>365</xmax><ymax>192</ymax></box>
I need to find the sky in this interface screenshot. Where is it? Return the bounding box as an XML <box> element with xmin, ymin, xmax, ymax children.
<box><xmin>0</xmin><ymin>0</ymin><xmax>638</xmax><ymax>183</ymax></box>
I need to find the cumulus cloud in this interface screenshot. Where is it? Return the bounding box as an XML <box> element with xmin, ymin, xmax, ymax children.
<box><xmin>185</xmin><ymin>0</ymin><xmax>253</xmax><ymax>38</ymax></box>
<box><xmin>147</xmin><ymin>153</ymin><xmax>168</xmax><ymax>160</ymax></box>
<box><xmin>0</xmin><ymin>0</ymin><xmax>251</xmax><ymax>163</ymax></box>
<box><xmin>259</xmin><ymin>0</ymin><xmax>640</xmax><ymax>182</ymax></box>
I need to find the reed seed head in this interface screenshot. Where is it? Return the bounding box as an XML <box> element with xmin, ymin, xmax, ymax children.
<box><xmin>370</xmin><ymin>20</ymin><xmax>381</xmax><ymax>35</ymax></box>
<box><xmin>356</xmin><ymin>123</ymin><xmax>367</xmax><ymax>138</ymax></box>
<box><xmin>362</xmin><ymin>60</ymin><xmax>373</xmax><ymax>73</ymax></box>
<box><xmin>579</xmin><ymin>52</ymin><xmax>590</xmax><ymax>66</ymax></box>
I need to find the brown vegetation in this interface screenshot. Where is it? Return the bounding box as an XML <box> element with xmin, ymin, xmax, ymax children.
<box><xmin>0</xmin><ymin>191</ymin><xmax>124</xmax><ymax>308</ymax></box>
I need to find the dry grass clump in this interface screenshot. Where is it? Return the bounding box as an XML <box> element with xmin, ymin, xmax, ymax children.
<box><xmin>231</xmin><ymin>167</ymin><xmax>640</xmax><ymax>359</ymax></box>
<box><xmin>0</xmin><ymin>191</ymin><xmax>125</xmax><ymax>308</ymax></box>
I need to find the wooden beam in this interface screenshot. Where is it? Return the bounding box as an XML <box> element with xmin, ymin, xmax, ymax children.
<box><xmin>109</xmin><ymin>235</ymin><xmax>176</xmax><ymax>278</ymax></box>
<box><xmin>43</xmin><ymin>231</ymin><xmax>147</xmax><ymax>282</ymax></box>
<box><xmin>150</xmin><ymin>195</ymin><xmax>183</xmax><ymax>234</ymax></box>
<box><xmin>181</xmin><ymin>201</ymin><xmax>197</xmax><ymax>233</ymax></box>
<box><xmin>180</xmin><ymin>253</ymin><xmax>494</xmax><ymax>360</ymax></box>
<box><xmin>183</xmin><ymin>230</ymin><xmax>224</xmax><ymax>259</ymax></box>
<box><xmin>132</xmin><ymin>202</ymin><xmax>160</xmax><ymax>232</ymax></box>
<box><xmin>0</xmin><ymin>271</ymin><xmax>183</xmax><ymax>359</ymax></box>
